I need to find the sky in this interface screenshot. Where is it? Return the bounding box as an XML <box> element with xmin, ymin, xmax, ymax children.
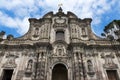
<box><xmin>0</xmin><ymin>0</ymin><xmax>120</xmax><ymax>38</ymax></box>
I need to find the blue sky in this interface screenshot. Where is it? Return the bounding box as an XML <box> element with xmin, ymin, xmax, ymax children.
<box><xmin>0</xmin><ymin>0</ymin><xmax>120</xmax><ymax>38</ymax></box>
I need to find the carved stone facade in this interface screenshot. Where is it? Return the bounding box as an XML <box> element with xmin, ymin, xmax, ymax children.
<box><xmin>0</xmin><ymin>7</ymin><xmax>120</xmax><ymax>80</ymax></box>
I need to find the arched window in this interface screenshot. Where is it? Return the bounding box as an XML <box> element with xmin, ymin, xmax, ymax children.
<box><xmin>56</xmin><ymin>31</ymin><xmax>65</xmax><ymax>41</ymax></box>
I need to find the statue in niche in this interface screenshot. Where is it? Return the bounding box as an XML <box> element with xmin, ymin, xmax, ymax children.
<box><xmin>81</xmin><ymin>27</ymin><xmax>87</xmax><ymax>37</ymax></box>
<box><xmin>26</xmin><ymin>59</ymin><xmax>33</xmax><ymax>71</ymax></box>
<box><xmin>56</xmin><ymin>45</ymin><xmax>66</xmax><ymax>56</ymax></box>
<box><xmin>105</xmin><ymin>55</ymin><xmax>113</xmax><ymax>65</ymax></box>
<box><xmin>74</xmin><ymin>52</ymin><xmax>79</xmax><ymax>62</ymax></box>
<box><xmin>39</xmin><ymin>52</ymin><xmax>45</xmax><ymax>60</ymax></box>
<box><xmin>87</xmin><ymin>60</ymin><xmax>93</xmax><ymax>72</ymax></box>
<box><xmin>87</xmin><ymin>60</ymin><xmax>95</xmax><ymax>77</ymax></box>
<box><xmin>33</xmin><ymin>28</ymin><xmax>39</xmax><ymax>37</ymax></box>
<box><xmin>58</xmin><ymin>48</ymin><xmax>62</xmax><ymax>55</ymax></box>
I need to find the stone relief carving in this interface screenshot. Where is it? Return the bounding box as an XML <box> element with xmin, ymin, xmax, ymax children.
<box><xmin>22</xmin><ymin>50</ymin><xmax>29</xmax><ymax>56</ymax></box>
<box><xmin>0</xmin><ymin>51</ymin><xmax>4</xmax><ymax>63</ymax></box>
<box><xmin>53</xmin><ymin>17</ymin><xmax>67</xmax><ymax>29</ymax></box>
<box><xmin>39</xmin><ymin>52</ymin><xmax>46</xmax><ymax>60</ymax></box>
<box><xmin>81</xmin><ymin>27</ymin><xmax>87</xmax><ymax>37</ymax></box>
<box><xmin>78</xmin><ymin>61</ymin><xmax>87</xmax><ymax>79</ymax></box>
<box><xmin>29</xmin><ymin>52</ymin><xmax>35</xmax><ymax>57</ymax></box>
<box><xmin>32</xmin><ymin>51</ymin><xmax>46</xmax><ymax>80</ymax></box>
<box><xmin>25</xmin><ymin>59</ymin><xmax>33</xmax><ymax>77</ymax></box>
<box><xmin>73</xmin><ymin>52</ymin><xmax>87</xmax><ymax>79</ymax></box>
<box><xmin>3</xmin><ymin>52</ymin><xmax>18</xmax><ymax>68</ymax></box>
<box><xmin>0</xmin><ymin>51</ymin><xmax>4</xmax><ymax>57</ymax></box>
<box><xmin>87</xmin><ymin>60</ymin><xmax>93</xmax><ymax>72</ymax></box>
<box><xmin>16</xmin><ymin>70</ymin><xmax>24</xmax><ymax>80</ymax></box>
<box><xmin>87</xmin><ymin>60</ymin><xmax>95</xmax><ymax>77</ymax></box>
<box><xmin>35</xmin><ymin>52</ymin><xmax>46</xmax><ymax>62</ymax></box>
<box><xmin>32</xmin><ymin>24</ymin><xmax>50</xmax><ymax>39</ymax></box>
<box><xmin>33</xmin><ymin>27</ymin><xmax>39</xmax><ymax>38</ymax></box>
<box><xmin>116</xmin><ymin>51</ymin><xmax>120</xmax><ymax>64</ymax></box>
<box><xmin>26</xmin><ymin>59</ymin><xmax>33</xmax><ymax>72</ymax></box>
<box><xmin>55</xmin><ymin>17</ymin><xmax>66</xmax><ymax>24</ymax></box>
<box><xmin>34</xmin><ymin>61</ymin><xmax>45</xmax><ymax>80</ymax></box>
<box><xmin>116</xmin><ymin>51</ymin><xmax>120</xmax><ymax>57</ymax></box>
<box><xmin>78</xmin><ymin>62</ymin><xmax>82</xmax><ymax>76</ymax></box>
<box><xmin>53</xmin><ymin>44</ymin><xmax>67</xmax><ymax>56</ymax></box>
<box><xmin>101</xmin><ymin>52</ymin><xmax>118</xmax><ymax>69</ymax></box>
<box><xmin>22</xmin><ymin>50</ymin><xmax>35</xmax><ymax>57</ymax></box>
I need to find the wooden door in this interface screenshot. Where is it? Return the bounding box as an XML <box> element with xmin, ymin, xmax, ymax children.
<box><xmin>106</xmin><ymin>70</ymin><xmax>119</xmax><ymax>80</ymax></box>
<box><xmin>2</xmin><ymin>69</ymin><xmax>13</xmax><ymax>80</ymax></box>
<box><xmin>52</xmin><ymin>64</ymin><xmax>68</xmax><ymax>80</ymax></box>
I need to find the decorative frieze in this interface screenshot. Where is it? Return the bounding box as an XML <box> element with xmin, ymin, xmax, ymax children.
<box><xmin>2</xmin><ymin>52</ymin><xmax>18</xmax><ymax>68</ymax></box>
<box><xmin>101</xmin><ymin>52</ymin><xmax>118</xmax><ymax>69</ymax></box>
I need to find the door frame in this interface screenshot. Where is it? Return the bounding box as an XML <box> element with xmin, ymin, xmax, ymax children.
<box><xmin>47</xmin><ymin>61</ymin><xmax>72</xmax><ymax>80</ymax></box>
<box><xmin>1</xmin><ymin>69</ymin><xmax>14</xmax><ymax>80</ymax></box>
<box><xmin>106</xmin><ymin>69</ymin><xmax>119</xmax><ymax>80</ymax></box>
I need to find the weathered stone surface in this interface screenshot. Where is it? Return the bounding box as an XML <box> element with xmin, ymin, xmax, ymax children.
<box><xmin>0</xmin><ymin>7</ymin><xmax>120</xmax><ymax>80</ymax></box>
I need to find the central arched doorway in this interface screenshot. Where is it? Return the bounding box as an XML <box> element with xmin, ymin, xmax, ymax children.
<box><xmin>52</xmin><ymin>64</ymin><xmax>68</xmax><ymax>80</ymax></box>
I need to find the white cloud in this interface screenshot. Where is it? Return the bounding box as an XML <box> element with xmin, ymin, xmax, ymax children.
<box><xmin>15</xmin><ymin>17</ymin><xmax>29</xmax><ymax>35</ymax></box>
<box><xmin>0</xmin><ymin>0</ymin><xmax>119</xmax><ymax>36</ymax></box>
<box><xmin>0</xmin><ymin>11</ymin><xmax>18</xmax><ymax>28</ymax></box>
<box><xmin>0</xmin><ymin>11</ymin><xmax>29</xmax><ymax>35</ymax></box>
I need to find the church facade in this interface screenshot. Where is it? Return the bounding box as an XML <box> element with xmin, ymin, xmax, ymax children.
<box><xmin>0</xmin><ymin>7</ymin><xmax>120</xmax><ymax>80</ymax></box>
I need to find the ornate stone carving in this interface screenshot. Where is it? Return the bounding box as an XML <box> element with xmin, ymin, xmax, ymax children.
<box><xmin>3</xmin><ymin>52</ymin><xmax>18</xmax><ymax>68</ymax></box>
<box><xmin>33</xmin><ymin>27</ymin><xmax>39</xmax><ymax>38</ymax></box>
<box><xmin>53</xmin><ymin>44</ymin><xmax>67</xmax><ymax>56</ymax></box>
<box><xmin>16</xmin><ymin>70</ymin><xmax>24</xmax><ymax>80</ymax></box>
<box><xmin>55</xmin><ymin>18</ymin><xmax>66</xmax><ymax>24</ymax></box>
<box><xmin>101</xmin><ymin>52</ymin><xmax>118</xmax><ymax>69</ymax></box>
<box><xmin>3</xmin><ymin>57</ymin><xmax>17</xmax><ymax>68</ymax></box>
<box><xmin>0</xmin><ymin>7</ymin><xmax>120</xmax><ymax>80</ymax></box>
<box><xmin>25</xmin><ymin>59</ymin><xmax>33</xmax><ymax>77</ymax></box>
<box><xmin>81</xmin><ymin>27</ymin><xmax>87</xmax><ymax>37</ymax></box>
<box><xmin>26</xmin><ymin>60</ymin><xmax>33</xmax><ymax>72</ymax></box>
<box><xmin>35</xmin><ymin>61</ymin><xmax>45</xmax><ymax>80</ymax></box>
<box><xmin>87</xmin><ymin>60</ymin><xmax>95</xmax><ymax>77</ymax></box>
<box><xmin>0</xmin><ymin>51</ymin><xmax>4</xmax><ymax>57</ymax></box>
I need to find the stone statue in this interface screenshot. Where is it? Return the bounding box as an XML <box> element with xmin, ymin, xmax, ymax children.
<box><xmin>87</xmin><ymin>60</ymin><xmax>93</xmax><ymax>72</ymax></box>
<box><xmin>27</xmin><ymin>60</ymin><xmax>33</xmax><ymax>71</ymax></box>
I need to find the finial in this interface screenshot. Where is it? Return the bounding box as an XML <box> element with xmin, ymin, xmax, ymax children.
<box><xmin>58</xmin><ymin>3</ymin><xmax>63</xmax><ymax>12</ymax></box>
<box><xmin>58</xmin><ymin>7</ymin><xmax>63</xmax><ymax>12</ymax></box>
